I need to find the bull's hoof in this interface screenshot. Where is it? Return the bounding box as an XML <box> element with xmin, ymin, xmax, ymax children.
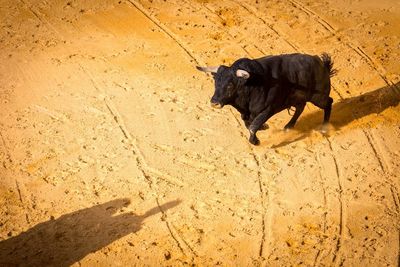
<box><xmin>320</xmin><ymin>123</ymin><xmax>329</xmax><ymax>135</ymax></box>
<box><xmin>284</xmin><ymin>123</ymin><xmax>295</xmax><ymax>130</ymax></box>
<box><xmin>249</xmin><ymin>135</ymin><xmax>260</xmax><ymax>145</ymax></box>
<box><xmin>259</xmin><ymin>123</ymin><xmax>269</xmax><ymax>130</ymax></box>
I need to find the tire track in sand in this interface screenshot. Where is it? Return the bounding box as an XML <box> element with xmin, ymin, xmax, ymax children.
<box><xmin>18</xmin><ymin>0</ymin><xmax>201</xmax><ymax>194</ymax></box>
<box><xmin>361</xmin><ymin>127</ymin><xmax>400</xmax><ymax>210</ymax></box>
<box><xmin>80</xmin><ymin>57</ymin><xmax>194</xmax><ymax>261</ymax></box>
<box><xmin>232</xmin><ymin>1</ymin><xmax>300</xmax><ymax>52</ymax></box>
<box><xmin>279</xmin><ymin>3</ymin><xmax>400</xmax><ymax>193</ymax></box>
<box><xmin>155</xmin><ymin>198</ymin><xmax>187</xmax><ymax>258</ymax></box>
<box><xmin>126</xmin><ymin>2</ymin><xmax>398</xmax><ymax>263</ymax></box>
<box><xmin>269</xmin><ymin>3</ymin><xmax>399</xmax><ymax>261</ymax></box>
<box><xmin>192</xmin><ymin>1</ymin><xmax>266</xmax><ymax>57</ymax></box>
<box><xmin>185</xmin><ymin>1</ymin><xmax>282</xmax><ymax>259</ymax></box>
<box><xmin>78</xmin><ymin>64</ymin><xmax>184</xmax><ymax>189</ymax></box>
<box><xmin>228</xmin><ymin>110</ymin><xmax>271</xmax><ymax>260</ymax></box>
<box><xmin>326</xmin><ymin>138</ymin><xmax>345</xmax><ymax>266</ymax></box>
<box><xmin>185</xmin><ymin>1</ymin><xmax>274</xmax><ymax>258</ymax></box>
<box><xmin>313</xmin><ymin>151</ymin><xmax>329</xmax><ymax>266</ymax></box>
<box><xmin>228</xmin><ymin>2</ymin><xmax>346</xmax><ymax>261</ymax></box>
<box><xmin>156</xmin><ymin>197</ymin><xmax>199</xmax><ymax>263</ymax></box>
<box><xmin>87</xmin><ymin>2</ymin><xmax>209</xmax><ymax>260</ymax></box>
<box><xmin>18</xmin><ymin>0</ymin><xmax>64</xmax><ymax>39</ymax></box>
<box><xmin>131</xmin><ymin>1</ymin><xmax>274</xmax><ymax>261</ymax></box>
<box><xmin>126</xmin><ymin>0</ymin><xmax>203</xmax><ymax>66</ymax></box>
<box><xmin>15</xmin><ymin>0</ymin><xmax>165</xmax><ymax>188</ymax></box>
<box><xmin>192</xmin><ymin>1</ymin><xmax>350</xmax><ymax>261</ymax></box>
<box><xmin>0</xmin><ymin>129</ymin><xmax>13</xmax><ymax>168</ymax></box>
<box><xmin>286</xmin><ymin>0</ymin><xmax>400</xmax><ymax>94</ymax></box>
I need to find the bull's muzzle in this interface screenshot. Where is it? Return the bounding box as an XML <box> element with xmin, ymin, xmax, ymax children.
<box><xmin>210</xmin><ymin>101</ymin><xmax>223</xmax><ymax>109</ymax></box>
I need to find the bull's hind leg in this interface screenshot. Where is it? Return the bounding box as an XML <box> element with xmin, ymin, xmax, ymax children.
<box><xmin>311</xmin><ymin>94</ymin><xmax>333</xmax><ymax>132</ymax></box>
<box><xmin>284</xmin><ymin>103</ymin><xmax>305</xmax><ymax>130</ymax></box>
<box><xmin>323</xmin><ymin>97</ymin><xmax>333</xmax><ymax>124</ymax></box>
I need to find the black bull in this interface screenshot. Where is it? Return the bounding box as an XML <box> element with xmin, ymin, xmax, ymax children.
<box><xmin>197</xmin><ymin>53</ymin><xmax>336</xmax><ymax>145</ymax></box>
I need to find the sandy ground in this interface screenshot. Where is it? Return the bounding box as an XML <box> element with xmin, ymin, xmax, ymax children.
<box><xmin>0</xmin><ymin>0</ymin><xmax>399</xmax><ymax>266</ymax></box>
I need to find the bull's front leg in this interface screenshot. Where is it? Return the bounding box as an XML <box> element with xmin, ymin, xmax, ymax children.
<box><xmin>242</xmin><ymin>113</ymin><xmax>268</xmax><ymax>130</ymax></box>
<box><xmin>248</xmin><ymin>107</ymin><xmax>273</xmax><ymax>145</ymax></box>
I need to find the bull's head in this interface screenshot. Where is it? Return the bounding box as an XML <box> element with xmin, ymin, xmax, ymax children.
<box><xmin>197</xmin><ymin>65</ymin><xmax>250</xmax><ymax>109</ymax></box>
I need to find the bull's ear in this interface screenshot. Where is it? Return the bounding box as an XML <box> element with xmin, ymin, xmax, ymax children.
<box><xmin>196</xmin><ymin>66</ymin><xmax>219</xmax><ymax>73</ymax></box>
<box><xmin>236</xmin><ymin>69</ymin><xmax>250</xmax><ymax>79</ymax></box>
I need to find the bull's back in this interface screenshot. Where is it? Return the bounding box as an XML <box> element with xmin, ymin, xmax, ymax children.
<box><xmin>255</xmin><ymin>53</ymin><xmax>330</xmax><ymax>94</ymax></box>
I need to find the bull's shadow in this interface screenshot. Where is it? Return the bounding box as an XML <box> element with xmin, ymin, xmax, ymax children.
<box><xmin>0</xmin><ymin>198</ymin><xmax>181</xmax><ymax>267</ymax></box>
<box><xmin>272</xmin><ymin>82</ymin><xmax>400</xmax><ymax>147</ymax></box>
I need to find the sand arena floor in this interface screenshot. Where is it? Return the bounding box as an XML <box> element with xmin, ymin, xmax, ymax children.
<box><xmin>0</xmin><ymin>0</ymin><xmax>399</xmax><ymax>266</ymax></box>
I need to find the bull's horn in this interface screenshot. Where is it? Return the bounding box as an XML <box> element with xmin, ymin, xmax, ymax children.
<box><xmin>196</xmin><ymin>66</ymin><xmax>219</xmax><ymax>73</ymax></box>
<box><xmin>236</xmin><ymin>69</ymin><xmax>250</xmax><ymax>79</ymax></box>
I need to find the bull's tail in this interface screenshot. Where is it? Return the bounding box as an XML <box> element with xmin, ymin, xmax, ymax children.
<box><xmin>321</xmin><ymin>53</ymin><xmax>337</xmax><ymax>77</ymax></box>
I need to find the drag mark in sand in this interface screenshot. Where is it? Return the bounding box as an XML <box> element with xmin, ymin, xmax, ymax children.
<box><xmin>313</xmin><ymin>151</ymin><xmax>329</xmax><ymax>266</ymax></box>
<box><xmin>156</xmin><ymin>198</ymin><xmax>186</xmax><ymax>255</ymax></box>
<box><xmin>286</xmin><ymin>0</ymin><xmax>400</xmax><ymax>94</ymax></box>
<box><xmin>126</xmin><ymin>0</ymin><xmax>203</xmax><ymax>66</ymax></box>
<box><xmin>79</xmin><ymin>64</ymin><xmax>183</xmax><ymax>188</ymax></box>
<box><xmin>228</xmin><ymin>109</ymin><xmax>271</xmax><ymax>261</ymax></box>
<box><xmin>0</xmin><ymin>130</ymin><xmax>12</xmax><ymax>167</ymax></box>
<box><xmin>326</xmin><ymin>137</ymin><xmax>345</xmax><ymax>266</ymax></box>
<box><xmin>232</xmin><ymin>1</ymin><xmax>300</xmax><ymax>52</ymax></box>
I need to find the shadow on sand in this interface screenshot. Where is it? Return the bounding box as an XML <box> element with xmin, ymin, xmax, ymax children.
<box><xmin>0</xmin><ymin>198</ymin><xmax>181</xmax><ymax>267</ymax></box>
<box><xmin>271</xmin><ymin>82</ymin><xmax>400</xmax><ymax>148</ymax></box>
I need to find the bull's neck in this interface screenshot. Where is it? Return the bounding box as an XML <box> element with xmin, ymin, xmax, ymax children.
<box><xmin>232</xmin><ymin>85</ymin><xmax>251</xmax><ymax>111</ymax></box>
